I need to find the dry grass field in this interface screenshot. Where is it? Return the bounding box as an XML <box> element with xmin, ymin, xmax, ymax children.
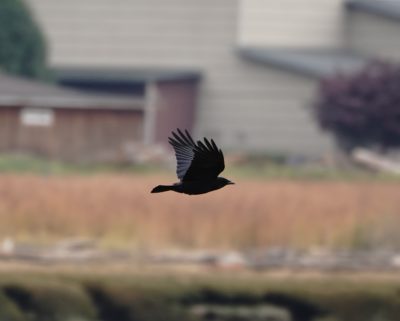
<box><xmin>0</xmin><ymin>173</ymin><xmax>399</xmax><ymax>250</ymax></box>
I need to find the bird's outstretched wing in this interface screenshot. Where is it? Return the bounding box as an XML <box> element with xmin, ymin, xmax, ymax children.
<box><xmin>168</xmin><ymin>129</ymin><xmax>225</xmax><ymax>182</ymax></box>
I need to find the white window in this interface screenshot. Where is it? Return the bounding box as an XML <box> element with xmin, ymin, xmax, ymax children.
<box><xmin>20</xmin><ymin>108</ymin><xmax>54</xmax><ymax>127</ymax></box>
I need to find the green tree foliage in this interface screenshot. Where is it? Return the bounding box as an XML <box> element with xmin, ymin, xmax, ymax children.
<box><xmin>314</xmin><ymin>62</ymin><xmax>400</xmax><ymax>152</ymax></box>
<box><xmin>0</xmin><ymin>0</ymin><xmax>48</xmax><ymax>79</ymax></box>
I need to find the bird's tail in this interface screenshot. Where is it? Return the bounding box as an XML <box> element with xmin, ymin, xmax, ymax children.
<box><xmin>151</xmin><ymin>185</ymin><xmax>173</xmax><ymax>193</ymax></box>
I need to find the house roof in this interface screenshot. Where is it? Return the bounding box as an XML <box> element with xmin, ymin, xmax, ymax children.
<box><xmin>53</xmin><ymin>67</ymin><xmax>202</xmax><ymax>84</ymax></box>
<box><xmin>346</xmin><ymin>0</ymin><xmax>400</xmax><ymax>21</ymax></box>
<box><xmin>239</xmin><ymin>48</ymin><xmax>370</xmax><ymax>78</ymax></box>
<box><xmin>0</xmin><ymin>73</ymin><xmax>143</xmax><ymax>110</ymax></box>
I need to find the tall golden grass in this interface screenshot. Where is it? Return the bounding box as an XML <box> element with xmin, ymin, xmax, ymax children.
<box><xmin>0</xmin><ymin>173</ymin><xmax>399</xmax><ymax>250</ymax></box>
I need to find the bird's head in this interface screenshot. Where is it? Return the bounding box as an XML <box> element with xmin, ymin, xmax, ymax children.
<box><xmin>217</xmin><ymin>177</ymin><xmax>235</xmax><ymax>187</ymax></box>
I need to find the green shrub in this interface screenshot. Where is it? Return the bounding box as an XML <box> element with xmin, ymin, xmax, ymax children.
<box><xmin>3</xmin><ymin>282</ymin><xmax>97</xmax><ymax>321</ymax></box>
<box><xmin>86</xmin><ymin>283</ymin><xmax>194</xmax><ymax>321</ymax></box>
<box><xmin>0</xmin><ymin>291</ymin><xmax>25</xmax><ymax>321</ymax></box>
<box><xmin>0</xmin><ymin>0</ymin><xmax>48</xmax><ymax>79</ymax></box>
<box><xmin>320</xmin><ymin>291</ymin><xmax>400</xmax><ymax>321</ymax></box>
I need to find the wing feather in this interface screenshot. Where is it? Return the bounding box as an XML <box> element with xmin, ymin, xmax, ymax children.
<box><xmin>211</xmin><ymin>139</ymin><xmax>219</xmax><ymax>151</ymax></box>
<box><xmin>203</xmin><ymin>138</ymin><xmax>214</xmax><ymax>151</ymax></box>
<box><xmin>168</xmin><ymin>129</ymin><xmax>225</xmax><ymax>181</ymax></box>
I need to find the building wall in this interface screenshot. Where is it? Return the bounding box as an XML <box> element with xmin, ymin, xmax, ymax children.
<box><xmin>0</xmin><ymin>108</ymin><xmax>24</xmax><ymax>152</ymax></box>
<box><xmin>27</xmin><ymin>0</ymin><xmax>336</xmax><ymax>155</ymax></box>
<box><xmin>0</xmin><ymin>107</ymin><xmax>56</xmax><ymax>156</ymax></box>
<box><xmin>53</xmin><ymin>109</ymin><xmax>143</xmax><ymax>162</ymax></box>
<box><xmin>0</xmin><ymin>107</ymin><xmax>143</xmax><ymax>162</ymax></box>
<box><xmin>238</xmin><ymin>0</ymin><xmax>345</xmax><ymax>48</ymax></box>
<box><xmin>153</xmin><ymin>80</ymin><xmax>198</xmax><ymax>145</ymax></box>
<box><xmin>346</xmin><ymin>11</ymin><xmax>400</xmax><ymax>61</ymax></box>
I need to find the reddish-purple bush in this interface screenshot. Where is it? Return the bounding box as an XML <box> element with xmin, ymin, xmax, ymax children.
<box><xmin>314</xmin><ymin>62</ymin><xmax>400</xmax><ymax>152</ymax></box>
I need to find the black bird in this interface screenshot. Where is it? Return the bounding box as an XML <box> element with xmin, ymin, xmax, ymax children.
<box><xmin>151</xmin><ymin>129</ymin><xmax>234</xmax><ymax>195</ymax></box>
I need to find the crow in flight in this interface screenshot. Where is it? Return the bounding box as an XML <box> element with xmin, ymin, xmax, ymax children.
<box><xmin>151</xmin><ymin>129</ymin><xmax>234</xmax><ymax>195</ymax></box>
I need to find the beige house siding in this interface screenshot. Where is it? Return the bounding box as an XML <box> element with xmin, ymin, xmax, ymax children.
<box><xmin>238</xmin><ymin>0</ymin><xmax>345</xmax><ymax>48</ymax></box>
<box><xmin>197</xmin><ymin>61</ymin><xmax>334</xmax><ymax>154</ymax></box>
<box><xmin>27</xmin><ymin>0</ymin><xmax>238</xmax><ymax>68</ymax></box>
<box><xmin>27</xmin><ymin>0</ymin><xmax>335</xmax><ymax>155</ymax></box>
<box><xmin>346</xmin><ymin>11</ymin><xmax>400</xmax><ymax>61</ymax></box>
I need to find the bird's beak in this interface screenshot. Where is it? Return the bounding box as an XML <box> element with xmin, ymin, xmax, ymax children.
<box><xmin>228</xmin><ymin>181</ymin><xmax>235</xmax><ymax>185</ymax></box>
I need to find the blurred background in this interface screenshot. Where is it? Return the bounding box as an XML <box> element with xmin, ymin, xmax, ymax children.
<box><xmin>0</xmin><ymin>0</ymin><xmax>400</xmax><ymax>320</ymax></box>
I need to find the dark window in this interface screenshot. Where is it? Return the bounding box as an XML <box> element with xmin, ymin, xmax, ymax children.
<box><xmin>59</xmin><ymin>80</ymin><xmax>146</xmax><ymax>97</ymax></box>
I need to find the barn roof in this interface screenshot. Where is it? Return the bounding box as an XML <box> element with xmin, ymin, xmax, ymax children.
<box><xmin>239</xmin><ymin>48</ymin><xmax>370</xmax><ymax>78</ymax></box>
<box><xmin>53</xmin><ymin>67</ymin><xmax>201</xmax><ymax>84</ymax></box>
<box><xmin>346</xmin><ymin>0</ymin><xmax>400</xmax><ymax>21</ymax></box>
<box><xmin>0</xmin><ymin>73</ymin><xmax>143</xmax><ymax>110</ymax></box>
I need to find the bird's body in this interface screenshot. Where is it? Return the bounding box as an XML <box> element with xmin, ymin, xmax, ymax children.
<box><xmin>152</xmin><ymin>177</ymin><xmax>232</xmax><ymax>195</ymax></box>
<box><xmin>151</xmin><ymin>129</ymin><xmax>234</xmax><ymax>195</ymax></box>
